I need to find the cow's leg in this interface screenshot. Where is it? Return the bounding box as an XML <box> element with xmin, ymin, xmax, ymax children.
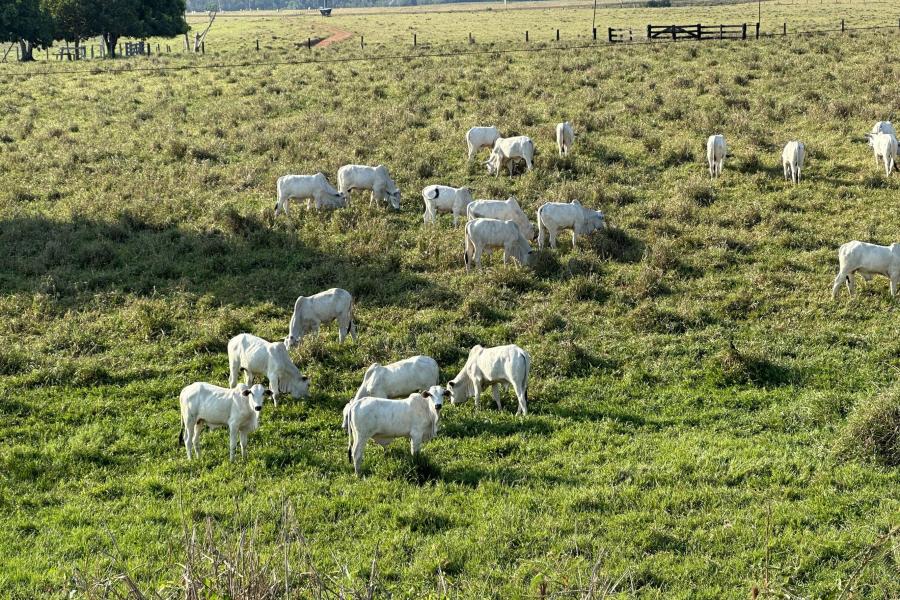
<box><xmin>472</xmin><ymin>379</ymin><xmax>482</xmax><ymax>411</ymax></box>
<box><xmin>240</xmin><ymin>430</ymin><xmax>249</xmax><ymax>459</ymax></box>
<box><xmin>549</xmin><ymin>227</ymin><xmax>558</xmax><ymax>250</ymax></box>
<box><xmin>193</xmin><ymin>422</ymin><xmax>204</xmax><ymax>458</ymax></box>
<box><xmin>410</xmin><ymin>434</ymin><xmax>422</xmax><ymax>457</ymax></box>
<box><xmin>512</xmin><ymin>379</ymin><xmax>528</xmax><ymax>416</ymax></box>
<box><xmin>228</xmin><ymin>427</ymin><xmax>238</xmax><ymax>461</ymax></box>
<box><xmin>473</xmin><ymin>244</ymin><xmax>483</xmax><ymax>269</ymax></box>
<box><xmin>184</xmin><ymin>420</ymin><xmax>195</xmax><ymax>460</ymax></box>
<box><xmin>228</xmin><ymin>355</ymin><xmax>241</xmax><ymax>388</ymax></box>
<box><xmin>352</xmin><ymin>435</ymin><xmax>366</xmax><ymax>476</ymax></box>
<box><xmin>891</xmin><ymin>274</ymin><xmax>899</xmax><ymax>297</ymax></box>
<box><xmin>846</xmin><ymin>272</ymin><xmax>856</xmax><ymax>296</ymax></box>
<box><xmin>526</xmin><ymin>155</ymin><xmax>533</xmax><ymax>171</ymax></box>
<box><xmin>571</xmin><ymin>229</ymin><xmax>578</xmax><ymax>248</ymax></box>
<box><xmin>831</xmin><ymin>270</ymin><xmax>847</xmax><ymax>300</ymax></box>
<box><xmin>709</xmin><ymin>160</ymin><xmax>715</xmax><ymax>178</ymax></box>
<box><xmin>467</xmin><ymin>141</ymin><xmax>475</xmax><ymax>161</ymax></box>
<box><xmin>492</xmin><ymin>384</ymin><xmax>502</xmax><ymax>410</ymax></box>
<box><xmin>268</xmin><ymin>372</ymin><xmax>280</xmax><ymax>407</ymax></box>
<box><xmin>795</xmin><ymin>167</ymin><xmax>801</xmax><ymax>185</ymax></box>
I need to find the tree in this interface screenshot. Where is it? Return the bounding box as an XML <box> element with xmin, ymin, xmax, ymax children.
<box><xmin>0</xmin><ymin>0</ymin><xmax>54</xmax><ymax>61</ymax></box>
<box><xmin>42</xmin><ymin>0</ymin><xmax>93</xmax><ymax>58</ymax></box>
<box><xmin>91</xmin><ymin>0</ymin><xmax>188</xmax><ymax>58</ymax></box>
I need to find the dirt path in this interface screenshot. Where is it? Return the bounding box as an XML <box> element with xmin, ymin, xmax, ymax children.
<box><xmin>315</xmin><ymin>26</ymin><xmax>354</xmax><ymax>48</ymax></box>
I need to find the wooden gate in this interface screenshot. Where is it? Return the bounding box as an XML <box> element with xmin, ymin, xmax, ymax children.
<box><xmin>647</xmin><ymin>23</ymin><xmax>747</xmax><ymax>41</ymax></box>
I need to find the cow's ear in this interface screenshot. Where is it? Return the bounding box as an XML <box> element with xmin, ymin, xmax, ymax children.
<box><xmin>422</xmin><ymin>391</ymin><xmax>432</xmax><ymax>398</ymax></box>
<box><xmin>301</xmin><ymin>376</ymin><xmax>309</xmax><ymax>381</ymax></box>
<box><xmin>447</xmin><ymin>380</ymin><xmax>455</xmax><ymax>388</ymax></box>
<box><xmin>263</xmin><ymin>389</ymin><xmax>274</xmax><ymax>397</ymax></box>
<box><xmin>242</xmin><ymin>389</ymin><xmax>252</xmax><ymax>397</ymax></box>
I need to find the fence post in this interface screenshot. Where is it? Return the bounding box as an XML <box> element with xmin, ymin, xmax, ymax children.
<box><xmin>147</xmin><ymin>43</ymin><xmax>151</xmax><ymax>56</ymax></box>
<box><xmin>608</xmin><ymin>27</ymin><xmax>613</xmax><ymax>42</ymax></box>
<box><xmin>556</xmin><ymin>29</ymin><xmax>560</xmax><ymax>41</ymax></box>
<box><xmin>201</xmin><ymin>41</ymin><xmax>205</xmax><ymax>54</ymax></box>
<box><xmin>593</xmin><ymin>27</ymin><xmax>596</xmax><ymax>40</ymax></box>
<box><xmin>90</xmin><ymin>45</ymin><xmax>94</xmax><ymax>58</ymax></box>
<box><xmin>46</xmin><ymin>48</ymin><xmax>49</xmax><ymax>60</ymax></box>
<box><xmin>783</xmin><ymin>22</ymin><xmax>787</xmax><ymax>35</ymax></box>
<box><xmin>742</xmin><ymin>23</ymin><xmax>747</xmax><ymax>39</ymax></box>
<box><xmin>413</xmin><ymin>33</ymin><xmax>416</xmax><ymax>46</ymax></box>
<box><xmin>256</xmin><ymin>38</ymin><xmax>259</xmax><ymax>51</ymax></box>
<box><xmin>360</xmin><ymin>35</ymin><xmax>364</xmax><ymax>49</ymax></box>
<box><xmin>167</xmin><ymin>44</ymin><xmax>170</xmax><ymax>53</ymax></box>
<box><xmin>308</xmin><ymin>37</ymin><xmax>311</xmax><ymax>50</ymax></box>
<box><xmin>755</xmin><ymin>22</ymin><xmax>760</xmax><ymax>39</ymax></box>
<box><xmin>469</xmin><ymin>32</ymin><xmax>473</xmax><ymax>44</ymax></box>
<box><xmin>525</xmin><ymin>30</ymin><xmax>529</xmax><ymax>42</ymax></box>
<box><xmin>647</xmin><ymin>24</ymin><xmax>651</xmax><ymax>40</ymax></box>
<box><xmin>841</xmin><ymin>19</ymin><xmax>844</xmax><ymax>33</ymax></box>
<box><xmin>16</xmin><ymin>44</ymin><xmax>19</xmax><ymax>60</ymax></box>
<box><xmin>672</xmin><ymin>25</ymin><xmax>676</xmax><ymax>41</ymax></box>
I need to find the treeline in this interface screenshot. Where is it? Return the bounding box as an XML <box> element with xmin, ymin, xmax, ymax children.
<box><xmin>1</xmin><ymin>0</ymin><xmax>188</xmax><ymax>60</ymax></box>
<box><xmin>185</xmin><ymin>0</ymin><xmax>501</xmax><ymax>10</ymax></box>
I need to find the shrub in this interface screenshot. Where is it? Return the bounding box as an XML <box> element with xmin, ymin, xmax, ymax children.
<box><xmin>836</xmin><ymin>390</ymin><xmax>900</xmax><ymax>466</ymax></box>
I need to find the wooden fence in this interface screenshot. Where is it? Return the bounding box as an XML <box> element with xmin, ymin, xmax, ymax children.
<box><xmin>608</xmin><ymin>28</ymin><xmax>633</xmax><ymax>43</ymax></box>
<box><xmin>647</xmin><ymin>23</ymin><xmax>748</xmax><ymax>41</ymax></box>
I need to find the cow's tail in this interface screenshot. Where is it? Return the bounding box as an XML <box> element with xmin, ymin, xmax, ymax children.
<box><xmin>536</xmin><ymin>204</ymin><xmax>546</xmax><ymax>248</ymax></box>
<box><xmin>274</xmin><ymin>177</ymin><xmax>283</xmax><ymax>214</ymax></box>
<box><xmin>178</xmin><ymin>424</ymin><xmax>184</xmax><ymax>447</ymax></box>
<box><xmin>519</xmin><ymin>348</ymin><xmax>532</xmax><ymax>401</ymax></box>
<box><xmin>343</xmin><ymin>404</ymin><xmax>355</xmax><ymax>463</ymax></box>
<box><xmin>463</xmin><ymin>223</ymin><xmax>472</xmax><ymax>269</ymax></box>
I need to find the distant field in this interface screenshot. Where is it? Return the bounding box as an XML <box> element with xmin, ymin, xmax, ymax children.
<box><xmin>1</xmin><ymin>0</ymin><xmax>899</xmax><ymax>598</ymax></box>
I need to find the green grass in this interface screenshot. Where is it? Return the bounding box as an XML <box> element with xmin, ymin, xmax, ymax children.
<box><xmin>1</xmin><ymin>4</ymin><xmax>899</xmax><ymax>598</ymax></box>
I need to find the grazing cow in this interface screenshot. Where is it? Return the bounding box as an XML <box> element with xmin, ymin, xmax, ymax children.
<box><xmin>285</xmin><ymin>288</ymin><xmax>356</xmax><ymax>347</ymax></box>
<box><xmin>832</xmin><ymin>240</ymin><xmax>900</xmax><ymax>299</ymax></box>
<box><xmin>781</xmin><ymin>141</ymin><xmax>806</xmax><ymax>185</ymax></box>
<box><xmin>275</xmin><ymin>173</ymin><xmax>347</xmax><ymax>216</ymax></box>
<box><xmin>447</xmin><ymin>344</ymin><xmax>531</xmax><ymax>416</ymax></box>
<box><xmin>354</xmin><ymin>355</ymin><xmax>440</xmax><ymax>401</ymax></box>
<box><xmin>464</xmin><ymin>218</ymin><xmax>533</xmax><ymax>271</ymax></box>
<box><xmin>706</xmin><ymin>134</ymin><xmax>727</xmax><ymax>179</ymax></box>
<box><xmin>467</xmin><ymin>197</ymin><xmax>534</xmax><ymax>241</ymax></box>
<box><xmin>178</xmin><ymin>382</ymin><xmax>270</xmax><ymax>461</ymax></box>
<box><xmin>466</xmin><ymin>126</ymin><xmax>502</xmax><ymax>161</ymax></box>
<box><xmin>556</xmin><ymin>121</ymin><xmax>575</xmax><ymax>156</ymax></box>
<box><xmin>228</xmin><ymin>334</ymin><xmax>310</xmax><ymax>406</ymax></box>
<box><xmin>337</xmin><ymin>164</ymin><xmax>401</xmax><ymax>209</ymax></box>
<box><xmin>865</xmin><ymin>132</ymin><xmax>898</xmax><ymax>177</ymax></box>
<box><xmin>343</xmin><ymin>386</ymin><xmax>446</xmax><ymax>476</ymax></box>
<box><xmin>485</xmin><ymin>136</ymin><xmax>535</xmax><ymax>177</ymax></box>
<box><xmin>421</xmin><ymin>185</ymin><xmax>474</xmax><ymax>226</ymax></box>
<box><xmin>536</xmin><ymin>200</ymin><xmax>606</xmax><ymax>249</ymax></box>
<box><xmin>871</xmin><ymin>121</ymin><xmax>896</xmax><ymax>137</ymax></box>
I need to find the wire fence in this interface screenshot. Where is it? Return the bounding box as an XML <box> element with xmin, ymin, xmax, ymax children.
<box><xmin>1</xmin><ymin>17</ymin><xmax>898</xmax><ymax>80</ymax></box>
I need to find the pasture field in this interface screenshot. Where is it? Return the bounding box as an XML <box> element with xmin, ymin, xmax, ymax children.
<box><xmin>1</xmin><ymin>1</ymin><xmax>900</xmax><ymax>597</ymax></box>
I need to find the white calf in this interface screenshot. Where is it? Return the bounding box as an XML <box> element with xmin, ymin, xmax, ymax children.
<box><xmin>832</xmin><ymin>240</ymin><xmax>900</xmax><ymax>299</ymax></box>
<box><xmin>467</xmin><ymin>197</ymin><xmax>534</xmax><ymax>241</ymax></box>
<box><xmin>464</xmin><ymin>218</ymin><xmax>533</xmax><ymax>271</ymax></box>
<box><xmin>421</xmin><ymin>185</ymin><xmax>474</xmax><ymax>226</ymax></box>
<box><xmin>706</xmin><ymin>134</ymin><xmax>727</xmax><ymax>178</ymax></box>
<box><xmin>337</xmin><ymin>164</ymin><xmax>401</xmax><ymax>209</ymax></box>
<box><xmin>865</xmin><ymin>132</ymin><xmax>898</xmax><ymax>177</ymax></box>
<box><xmin>466</xmin><ymin>126</ymin><xmax>501</xmax><ymax>161</ymax></box>
<box><xmin>228</xmin><ymin>334</ymin><xmax>310</xmax><ymax>406</ymax></box>
<box><xmin>343</xmin><ymin>386</ymin><xmax>446</xmax><ymax>476</ymax></box>
<box><xmin>485</xmin><ymin>136</ymin><xmax>535</xmax><ymax>177</ymax></box>
<box><xmin>285</xmin><ymin>288</ymin><xmax>356</xmax><ymax>347</ymax></box>
<box><xmin>447</xmin><ymin>344</ymin><xmax>531</xmax><ymax>416</ymax></box>
<box><xmin>781</xmin><ymin>141</ymin><xmax>806</xmax><ymax>184</ymax></box>
<box><xmin>556</xmin><ymin>121</ymin><xmax>575</xmax><ymax>156</ymax></box>
<box><xmin>179</xmin><ymin>382</ymin><xmax>270</xmax><ymax>461</ymax></box>
<box><xmin>536</xmin><ymin>200</ymin><xmax>606</xmax><ymax>249</ymax></box>
<box><xmin>354</xmin><ymin>355</ymin><xmax>440</xmax><ymax>400</ymax></box>
<box><xmin>275</xmin><ymin>173</ymin><xmax>347</xmax><ymax>216</ymax></box>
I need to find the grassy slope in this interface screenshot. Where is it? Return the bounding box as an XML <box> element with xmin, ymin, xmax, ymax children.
<box><xmin>0</xmin><ymin>9</ymin><xmax>899</xmax><ymax>598</ymax></box>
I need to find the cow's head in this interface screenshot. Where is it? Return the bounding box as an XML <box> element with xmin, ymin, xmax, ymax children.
<box><xmin>288</xmin><ymin>373</ymin><xmax>310</xmax><ymax>400</ymax></box>
<box><xmin>388</xmin><ymin>189</ymin><xmax>401</xmax><ymax>210</ymax></box>
<box><xmin>242</xmin><ymin>384</ymin><xmax>269</xmax><ymax>413</ymax></box>
<box><xmin>446</xmin><ymin>378</ymin><xmax>470</xmax><ymax>405</ymax></box>
<box><xmin>284</xmin><ymin>335</ymin><xmax>301</xmax><ymax>349</ymax></box>
<box><xmin>484</xmin><ymin>152</ymin><xmax>501</xmax><ymax>175</ymax></box>
<box><xmin>422</xmin><ymin>385</ymin><xmax>447</xmax><ymax>411</ymax></box>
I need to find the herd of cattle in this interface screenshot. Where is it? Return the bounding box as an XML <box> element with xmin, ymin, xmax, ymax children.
<box><xmin>179</xmin><ymin>119</ymin><xmax>900</xmax><ymax>474</ymax></box>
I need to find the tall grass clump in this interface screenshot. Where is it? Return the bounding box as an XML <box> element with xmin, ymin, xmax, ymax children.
<box><xmin>836</xmin><ymin>388</ymin><xmax>900</xmax><ymax>466</ymax></box>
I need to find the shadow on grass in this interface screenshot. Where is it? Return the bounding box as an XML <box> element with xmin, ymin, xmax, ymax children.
<box><xmin>0</xmin><ymin>212</ymin><xmax>444</xmax><ymax>309</ymax></box>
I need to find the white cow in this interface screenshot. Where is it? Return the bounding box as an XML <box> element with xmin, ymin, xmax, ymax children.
<box><xmin>706</xmin><ymin>134</ymin><xmax>727</xmax><ymax>179</ymax></box>
<box><xmin>467</xmin><ymin>197</ymin><xmax>534</xmax><ymax>241</ymax></box>
<box><xmin>275</xmin><ymin>173</ymin><xmax>347</xmax><ymax>216</ymax></box>
<box><xmin>343</xmin><ymin>386</ymin><xmax>446</xmax><ymax>476</ymax></box>
<box><xmin>421</xmin><ymin>185</ymin><xmax>474</xmax><ymax>226</ymax></box>
<box><xmin>337</xmin><ymin>164</ymin><xmax>401</xmax><ymax>209</ymax></box>
<box><xmin>178</xmin><ymin>382</ymin><xmax>270</xmax><ymax>461</ymax></box>
<box><xmin>485</xmin><ymin>136</ymin><xmax>535</xmax><ymax>177</ymax></box>
<box><xmin>466</xmin><ymin>126</ymin><xmax>501</xmax><ymax>161</ymax></box>
<box><xmin>447</xmin><ymin>344</ymin><xmax>531</xmax><ymax>416</ymax></box>
<box><xmin>832</xmin><ymin>240</ymin><xmax>900</xmax><ymax>299</ymax></box>
<box><xmin>871</xmin><ymin>121</ymin><xmax>896</xmax><ymax>137</ymax></box>
<box><xmin>556</xmin><ymin>121</ymin><xmax>575</xmax><ymax>156</ymax></box>
<box><xmin>354</xmin><ymin>355</ymin><xmax>440</xmax><ymax>400</ymax></box>
<box><xmin>285</xmin><ymin>287</ymin><xmax>356</xmax><ymax>347</ymax></box>
<box><xmin>781</xmin><ymin>141</ymin><xmax>806</xmax><ymax>185</ymax></box>
<box><xmin>865</xmin><ymin>132</ymin><xmax>898</xmax><ymax>177</ymax></box>
<box><xmin>228</xmin><ymin>334</ymin><xmax>310</xmax><ymax>406</ymax></box>
<box><xmin>536</xmin><ymin>200</ymin><xmax>606</xmax><ymax>249</ymax></box>
<box><xmin>464</xmin><ymin>218</ymin><xmax>533</xmax><ymax>271</ymax></box>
